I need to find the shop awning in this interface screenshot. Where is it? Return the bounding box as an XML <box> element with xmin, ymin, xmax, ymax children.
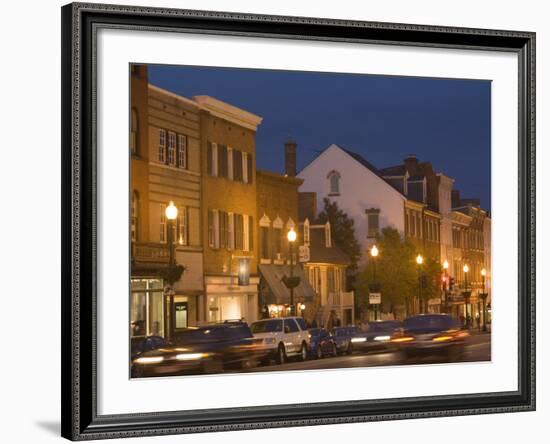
<box><xmin>259</xmin><ymin>264</ymin><xmax>315</xmax><ymax>305</ymax></box>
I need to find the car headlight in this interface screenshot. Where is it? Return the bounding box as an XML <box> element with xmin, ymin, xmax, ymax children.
<box><xmin>374</xmin><ymin>335</ymin><xmax>391</xmax><ymax>341</ymax></box>
<box><xmin>134</xmin><ymin>356</ymin><xmax>164</xmax><ymax>364</ymax></box>
<box><xmin>351</xmin><ymin>337</ymin><xmax>367</xmax><ymax>343</ymax></box>
<box><xmin>175</xmin><ymin>353</ymin><xmax>208</xmax><ymax>361</ymax></box>
<box><xmin>263</xmin><ymin>337</ymin><xmax>276</xmax><ymax>345</ymax></box>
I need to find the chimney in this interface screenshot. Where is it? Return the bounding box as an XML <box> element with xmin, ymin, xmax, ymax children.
<box><xmin>404</xmin><ymin>154</ymin><xmax>418</xmax><ymax>175</ymax></box>
<box><xmin>451</xmin><ymin>190</ymin><xmax>461</xmax><ymax>209</ymax></box>
<box><xmin>284</xmin><ymin>139</ymin><xmax>297</xmax><ymax>177</ymax></box>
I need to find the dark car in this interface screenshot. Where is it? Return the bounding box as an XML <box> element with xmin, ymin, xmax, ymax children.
<box><xmin>131</xmin><ymin>335</ymin><xmax>169</xmax><ymax>361</ymax></box>
<box><xmin>331</xmin><ymin>327</ymin><xmax>356</xmax><ymax>355</ymax></box>
<box><xmin>308</xmin><ymin>328</ymin><xmax>337</xmax><ymax>359</ymax></box>
<box><xmin>393</xmin><ymin>314</ymin><xmax>469</xmax><ymax>361</ymax></box>
<box><xmin>131</xmin><ymin>322</ymin><xmax>269</xmax><ymax>377</ymax></box>
<box><xmin>348</xmin><ymin>321</ymin><xmax>403</xmax><ymax>353</ymax></box>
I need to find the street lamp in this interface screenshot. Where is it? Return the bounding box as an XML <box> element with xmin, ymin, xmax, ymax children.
<box><xmin>370</xmin><ymin>245</ymin><xmax>380</xmax><ymax>320</ymax></box>
<box><xmin>481</xmin><ymin>268</ymin><xmax>488</xmax><ymax>332</ymax></box>
<box><xmin>416</xmin><ymin>254</ymin><xmax>423</xmax><ymax>314</ymax></box>
<box><xmin>442</xmin><ymin>260</ymin><xmax>449</xmax><ymax>314</ymax></box>
<box><xmin>287</xmin><ymin>228</ymin><xmax>297</xmax><ymax>315</ymax></box>
<box><xmin>164</xmin><ymin>201</ymin><xmax>178</xmax><ymax>339</ymax></box>
<box><xmin>463</xmin><ymin>263</ymin><xmax>470</xmax><ymax>328</ymax></box>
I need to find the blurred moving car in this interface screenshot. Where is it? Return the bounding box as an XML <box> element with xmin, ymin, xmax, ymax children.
<box><xmin>250</xmin><ymin>317</ymin><xmax>310</xmax><ymax>364</ymax></box>
<box><xmin>307</xmin><ymin>328</ymin><xmax>337</xmax><ymax>359</ymax></box>
<box><xmin>131</xmin><ymin>321</ymin><xmax>269</xmax><ymax>377</ymax></box>
<box><xmin>393</xmin><ymin>314</ymin><xmax>469</xmax><ymax>361</ymax></box>
<box><xmin>131</xmin><ymin>335</ymin><xmax>169</xmax><ymax>361</ymax></box>
<box><xmin>331</xmin><ymin>327</ymin><xmax>356</xmax><ymax>355</ymax></box>
<box><xmin>348</xmin><ymin>321</ymin><xmax>403</xmax><ymax>353</ymax></box>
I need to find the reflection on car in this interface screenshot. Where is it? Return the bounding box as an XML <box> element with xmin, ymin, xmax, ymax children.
<box><xmin>250</xmin><ymin>317</ymin><xmax>310</xmax><ymax>364</ymax></box>
<box><xmin>308</xmin><ymin>328</ymin><xmax>337</xmax><ymax>359</ymax></box>
<box><xmin>131</xmin><ymin>335</ymin><xmax>169</xmax><ymax>361</ymax></box>
<box><xmin>131</xmin><ymin>321</ymin><xmax>269</xmax><ymax>377</ymax></box>
<box><xmin>348</xmin><ymin>321</ymin><xmax>403</xmax><ymax>353</ymax></box>
<box><xmin>392</xmin><ymin>314</ymin><xmax>469</xmax><ymax>361</ymax></box>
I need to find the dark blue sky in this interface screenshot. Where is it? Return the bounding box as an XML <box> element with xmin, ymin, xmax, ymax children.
<box><xmin>149</xmin><ymin>65</ymin><xmax>491</xmax><ymax>209</ymax></box>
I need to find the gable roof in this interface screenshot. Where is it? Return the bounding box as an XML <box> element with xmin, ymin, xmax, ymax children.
<box><xmin>379</xmin><ymin>165</ymin><xmax>406</xmax><ymax>176</ymax></box>
<box><xmin>307</xmin><ymin>227</ymin><xmax>351</xmax><ymax>266</ymax></box>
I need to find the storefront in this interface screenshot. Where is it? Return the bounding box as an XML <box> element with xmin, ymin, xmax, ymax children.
<box><xmin>130</xmin><ymin>278</ymin><xmax>165</xmax><ymax>337</ymax></box>
<box><xmin>204</xmin><ymin>275</ymin><xmax>260</xmax><ymax>323</ymax></box>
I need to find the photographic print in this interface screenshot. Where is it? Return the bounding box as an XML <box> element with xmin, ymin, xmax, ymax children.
<box><xmin>129</xmin><ymin>64</ymin><xmax>492</xmax><ymax>378</ymax></box>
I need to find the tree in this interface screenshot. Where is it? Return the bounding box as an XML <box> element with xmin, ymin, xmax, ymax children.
<box><xmin>316</xmin><ymin>198</ymin><xmax>361</xmax><ymax>278</ymax></box>
<box><xmin>356</xmin><ymin>227</ymin><xmax>418</xmax><ymax>316</ymax></box>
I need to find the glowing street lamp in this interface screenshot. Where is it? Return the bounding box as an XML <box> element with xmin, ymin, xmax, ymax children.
<box><xmin>287</xmin><ymin>228</ymin><xmax>297</xmax><ymax>315</ymax></box>
<box><xmin>442</xmin><ymin>260</ymin><xmax>449</xmax><ymax>314</ymax></box>
<box><xmin>481</xmin><ymin>268</ymin><xmax>488</xmax><ymax>332</ymax></box>
<box><xmin>164</xmin><ymin>201</ymin><xmax>179</xmax><ymax>339</ymax></box>
<box><xmin>370</xmin><ymin>245</ymin><xmax>380</xmax><ymax>320</ymax></box>
<box><xmin>416</xmin><ymin>254</ymin><xmax>423</xmax><ymax>313</ymax></box>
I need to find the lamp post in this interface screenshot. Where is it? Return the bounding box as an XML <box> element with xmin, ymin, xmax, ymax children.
<box><xmin>463</xmin><ymin>264</ymin><xmax>470</xmax><ymax>328</ymax></box>
<box><xmin>164</xmin><ymin>201</ymin><xmax>178</xmax><ymax>339</ymax></box>
<box><xmin>287</xmin><ymin>228</ymin><xmax>297</xmax><ymax>315</ymax></box>
<box><xmin>442</xmin><ymin>260</ymin><xmax>449</xmax><ymax>314</ymax></box>
<box><xmin>416</xmin><ymin>254</ymin><xmax>423</xmax><ymax>314</ymax></box>
<box><xmin>481</xmin><ymin>268</ymin><xmax>488</xmax><ymax>332</ymax></box>
<box><xmin>370</xmin><ymin>245</ymin><xmax>379</xmax><ymax>320</ymax></box>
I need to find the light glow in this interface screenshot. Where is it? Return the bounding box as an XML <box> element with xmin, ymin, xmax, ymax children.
<box><xmin>374</xmin><ymin>335</ymin><xmax>391</xmax><ymax>341</ymax></box>
<box><xmin>165</xmin><ymin>200</ymin><xmax>178</xmax><ymax>220</ymax></box>
<box><xmin>463</xmin><ymin>264</ymin><xmax>470</xmax><ymax>273</ymax></box>
<box><xmin>416</xmin><ymin>254</ymin><xmax>423</xmax><ymax>265</ymax></box>
<box><xmin>443</xmin><ymin>260</ymin><xmax>449</xmax><ymax>270</ymax></box>
<box><xmin>287</xmin><ymin>228</ymin><xmax>297</xmax><ymax>243</ymax></box>
<box><xmin>134</xmin><ymin>356</ymin><xmax>164</xmax><ymax>364</ymax></box>
<box><xmin>370</xmin><ymin>245</ymin><xmax>379</xmax><ymax>257</ymax></box>
<box><xmin>175</xmin><ymin>353</ymin><xmax>207</xmax><ymax>361</ymax></box>
<box><xmin>351</xmin><ymin>337</ymin><xmax>367</xmax><ymax>343</ymax></box>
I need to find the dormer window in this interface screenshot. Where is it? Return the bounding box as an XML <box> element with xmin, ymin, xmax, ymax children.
<box><xmin>327</xmin><ymin>170</ymin><xmax>341</xmax><ymax>195</ymax></box>
<box><xmin>325</xmin><ymin>222</ymin><xmax>332</xmax><ymax>248</ymax></box>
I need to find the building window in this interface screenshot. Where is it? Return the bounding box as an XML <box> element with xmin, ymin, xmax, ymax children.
<box><xmin>248</xmin><ymin>215</ymin><xmax>254</xmax><ymax>251</ymax></box>
<box><xmin>177</xmin><ymin>134</ymin><xmax>187</xmax><ymax>169</ymax></box>
<box><xmin>218</xmin><ymin>144</ymin><xmax>228</xmax><ymax>178</ymax></box>
<box><xmin>177</xmin><ymin>207</ymin><xmax>187</xmax><ymax>245</ymax></box>
<box><xmin>260</xmin><ymin>226</ymin><xmax>270</xmax><ymax>260</ymax></box>
<box><xmin>233</xmin><ymin>149</ymin><xmax>243</xmax><ymax>182</ymax></box>
<box><xmin>131</xmin><ymin>191</ymin><xmax>139</xmax><ymax>242</ymax></box>
<box><xmin>167</xmin><ymin>132</ymin><xmax>176</xmax><ymax>166</ymax></box>
<box><xmin>208</xmin><ymin>209</ymin><xmax>220</xmax><ymax>249</ymax></box>
<box><xmin>242</xmin><ymin>152</ymin><xmax>249</xmax><ymax>184</ymax></box>
<box><xmin>273</xmin><ymin>227</ymin><xmax>282</xmax><ymax>260</ymax></box>
<box><xmin>227</xmin><ymin>147</ymin><xmax>234</xmax><ymax>180</ymax></box>
<box><xmin>365</xmin><ymin>208</ymin><xmax>380</xmax><ymax>238</ymax></box>
<box><xmin>130</xmin><ymin>108</ymin><xmax>138</xmax><ymax>154</ymax></box>
<box><xmin>158</xmin><ymin>129</ymin><xmax>166</xmax><ymax>163</ymax></box>
<box><xmin>328</xmin><ymin>170</ymin><xmax>341</xmax><ymax>194</ymax></box>
<box><xmin>228</xmin><ymin>213</ymin><xmax>235</xmax><ymax>250</ymax></box>
<box><xmin>159</xmin><ymin>204</ymin><xmax>166</xmax><ymax>243</ymax></box>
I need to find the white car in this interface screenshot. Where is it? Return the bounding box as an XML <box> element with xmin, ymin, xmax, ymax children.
<box><xmin>250</xmin><ymin>317</ymin><xmax>310</xmax><ymax>364</ymax></box>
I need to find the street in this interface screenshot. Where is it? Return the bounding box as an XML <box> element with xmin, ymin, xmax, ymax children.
<box><xmin>238</xmin><ymin>333</ymin><xmax>491</xmax><ymax>374</ymax></box>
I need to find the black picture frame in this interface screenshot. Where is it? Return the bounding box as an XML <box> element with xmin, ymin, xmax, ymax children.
<box><xmin>61</xmin><ymin>2</ymin><xmax>536</xmax><ymax>440</ymax></box>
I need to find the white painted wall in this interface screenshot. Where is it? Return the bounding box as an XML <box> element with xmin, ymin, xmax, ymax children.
<box><xmin>298</xmin><ymin>144</ymin><xmax>405</xmax><ymax>263</ymax></box>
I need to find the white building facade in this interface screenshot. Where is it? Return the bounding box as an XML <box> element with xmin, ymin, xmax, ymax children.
<box><xmin>297</xmin><ymin>144</ymin><xmax>406</xmax><ymax>265</ymax></box>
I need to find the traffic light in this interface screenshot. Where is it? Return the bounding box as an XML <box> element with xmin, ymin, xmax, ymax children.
<box><xmin>441</xmin><ymin>275</ymin><xmax>448</xmax><ymax>291</ymax></box>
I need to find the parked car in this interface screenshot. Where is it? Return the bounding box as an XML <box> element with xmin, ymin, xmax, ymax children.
<box><xmin>250</xmin><ymin>317</ymin><xmax>310</xmax><ymax>364</ymax></box>
<box><xmin>131</xmin><ymin>321</ymin><xmax>269</xmax><ymax>377</ymax></box>
<box><xmin>393</xmin><ymin>314</ymin><xmax>469</xmax><ymax>361</ymax></box>
<box><xmin>348</xmin><ymin>321</ymin><xmax>403</xmax><ymax>353</ymax></box>
<box><xmin>308</xmin><ymin>328</ymin><xmax>338</xmax><ymax>359</ymax></box>
<box><xmin>331</xmin><ymin>327</ymin><xmax>356</xmax><ymax>355</ymax></box>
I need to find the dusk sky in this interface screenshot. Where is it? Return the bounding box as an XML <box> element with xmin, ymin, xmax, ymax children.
<box><xmin>149</xmin><ymin>65</ymin><xmax>491</xmax><ymax>210</ymax></box>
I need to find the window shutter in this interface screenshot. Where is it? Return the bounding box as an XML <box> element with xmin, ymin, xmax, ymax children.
<box><xmin>207</xmin><ymin>142</ymin><xmax>212</xmax><ymax>175</ymax></box>
<box><xmin>248</xmin><ymin>215</ymin><xmax>254</xmax><ymax>251</ymax></box>
<box><xmin>247</xmin><ymin>154</ymin><xmax>253</xmax><ymax>184</ymax></box>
